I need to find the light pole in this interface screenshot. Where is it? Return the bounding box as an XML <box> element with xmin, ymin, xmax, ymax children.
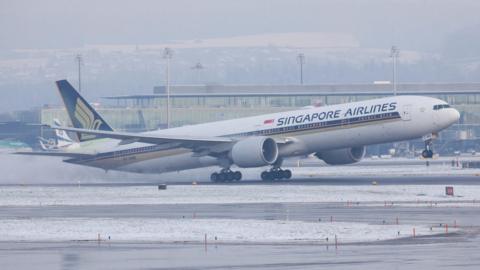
<box><xmin>163</xmin><ymin>47</ymin><xmax>173</xmax><ymax>128</ymax></box>
<box><xmin>75</xmin><ymin>54</ymin><xmax>83</xmax><ymax>92</ymax></box>
<box><xmin>297</xmin><ymin>53</ymin><xmax>305</xmax><ymax>85</ymax></box>
<box><xmin>390</xmin><ymin>46</ymin><xmax>399</xmax><ymax>96</ymax></box>
<box><xmin>191</xmin><ymin>62</ymin><xmax>204</xmax><ymax>84</ymax></box>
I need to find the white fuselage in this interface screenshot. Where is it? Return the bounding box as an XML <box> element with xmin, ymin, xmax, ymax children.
<box><xmin>66</xmin><ymin>95</ymin><xmax>459</xmax><ymax>174</ymax></box>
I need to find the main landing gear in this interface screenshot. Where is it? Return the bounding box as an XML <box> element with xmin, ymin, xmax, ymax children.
<box><xmin>210</xmin><ymin>169</ymin><xmax>242</xmax><ymax>182</ymax></box>
<box><xmin>421</xmin><ymin>133</ymin><xmax>436</xmax><ymax>158</ymax></box>
<box><xmin>260</xmin><ymin>168</ymin><xmax>292</xmax><ymax>181</ymax></box>
<box><xmin>261</xmin><ymin>158</ymin><xmax>292</xmax><ymax>181</ymax></box>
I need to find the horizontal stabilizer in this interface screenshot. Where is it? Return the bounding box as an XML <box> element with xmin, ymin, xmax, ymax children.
<box><xmin>14</xmin><ymin>151</ymin><xmax>93</xmax><ymax>159</ymax></box>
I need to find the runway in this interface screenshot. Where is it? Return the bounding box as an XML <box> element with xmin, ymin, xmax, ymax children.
<box><xmin>1</xmin><ymin>177</ymin><xmax>480</xmax><ymax>269</ymax></box>
<box><xmin>1</xmin><ymin>233</ymin><xmax>479</xmax><ymax>270</ymax></box>
<box><xmin>164</xmin><ymin>175</ymin><xmax>480</xmax><ymax>185</ymax></box>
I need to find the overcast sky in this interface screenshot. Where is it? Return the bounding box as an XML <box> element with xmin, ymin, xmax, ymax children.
<box><xmin>1</xmin><ymin>0</ymin><xmax>479</xmax><ymax>52</ymax></box>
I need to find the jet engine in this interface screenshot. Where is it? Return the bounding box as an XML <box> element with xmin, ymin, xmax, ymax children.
<box><xmin>230</xmin><ymin>137</ymin><xmax>278</xmax><ymax>168</ymax></box>
<box><xmin>315</xmin><ymin>146</ymin><xmax>366</xmax><ymax>165</ymax></box>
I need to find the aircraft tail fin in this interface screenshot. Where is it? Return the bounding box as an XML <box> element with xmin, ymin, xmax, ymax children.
<box><xmin>38</xmin><ymin>137</ymin><xmax>55</xmax><ymax>151</ymax></box>
<box><xmin>55</xmin><ymin>80</ymin><xmax>114</xmax><ymax>142</ymax></box>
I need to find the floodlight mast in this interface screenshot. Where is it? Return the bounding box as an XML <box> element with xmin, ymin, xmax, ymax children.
<box><xmin>163</xmin><ymin>48</ymin><xmax>173</xmax><ymax>128</ymax></box>
<box><xmin>390</xmin><ymin>46</ymin><xmax>400</xmax><ymax>96</ymax></box>
<box><xmin>75</xmin><ymin>54</ymin><xmax>83</xmax><ymax>93</ymax></box>
<box><xmin>297</xmin><ymin>53</ymin><xmax>305</xmax><ymax>85</ymax></box>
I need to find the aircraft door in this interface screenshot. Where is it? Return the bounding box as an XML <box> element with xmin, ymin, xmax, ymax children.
<box><xmin>402</xmin><ymin>105</ymin><xmax>411</xmax><ymax>121</ymax></box>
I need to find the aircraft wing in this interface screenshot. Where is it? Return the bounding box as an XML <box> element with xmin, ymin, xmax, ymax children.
<box><xmin>52</xmin><ymin>126</ymin><xmax>235</xmax><ymax>149</ymax></box>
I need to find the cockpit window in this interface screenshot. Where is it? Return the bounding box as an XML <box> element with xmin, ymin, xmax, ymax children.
<box><xmin>433</xmin><ymin>104</ymin><xmax>450</xmax><ymax>110</ymax></box>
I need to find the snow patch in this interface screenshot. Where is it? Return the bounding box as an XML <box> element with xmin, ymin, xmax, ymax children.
<box><xmin>0</xmin><ymin>218</ymin><xmax>446</xmax><ymax>243</ymax></box>
<box><xmin>0</xmin><ymin>185</ymin><xmax>479</xmax><ymax>206</ymax></box>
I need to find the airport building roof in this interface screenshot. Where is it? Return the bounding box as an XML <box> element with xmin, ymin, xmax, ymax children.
<box><xmin>103</xmin><ymin>82</ymin><xmax>480</xmax><ymax>100</ymax></box>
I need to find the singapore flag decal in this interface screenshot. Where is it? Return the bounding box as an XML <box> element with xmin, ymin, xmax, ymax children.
<box><xmin>264</xmin><ymin>119</ymin><xmax>274</xmax><ymax>124</ymax></box>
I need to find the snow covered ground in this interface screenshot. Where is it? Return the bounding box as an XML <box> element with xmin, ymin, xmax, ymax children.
<box><xmin>0</xmin><ymin>185</ymin><xmax>479</xmax><ymax>207</ymax></box>
<box><xmin>0</xmin><ymin>217</ymin><xmax>449</xmax><ymax>243</ymax></box>
<box><xmin>294</xmin><ymin>165</ymin><xmax>480</xmax><ymax>177</ymax></box>
<box><xmin>0</xmin><ymin>184</ymin><xmax>469</xmax><ymax>244</ymax></box>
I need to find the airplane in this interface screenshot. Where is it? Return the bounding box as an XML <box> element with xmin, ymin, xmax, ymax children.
<box><xmin>38</xmin><ymin>119</ymin><xmax>80</xmax><ymax>151</ymax></box>
<box><xmin>17</xmin><ymin>80</ymin><xmax>460</xmax><ymax>182</ymax></box>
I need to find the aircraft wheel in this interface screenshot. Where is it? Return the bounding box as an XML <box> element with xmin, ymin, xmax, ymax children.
<box><xmin>210</xmin><ymin>173</ymin><xmax>219</xmax><ymax>182</ymax></box>
<box><xmin>422</xmin><ymin>149</ymin><xmax>433</xmax><ymax>158</ymax></box>
<box><xmin>261</xmin><ymin>171</ymin><xmax>271</xmax><ymax>181</ymax></box>
<box><xmin>217</xmin><ymin>172</ymin><xmax>226</xmax><ymax>182</ymax></box>
<box><xmin>234</xmin><ymin>171</ymin><xmax>242</xmax><ymax>181</ymax></box>
<box><xmin>226</xmin><ymin>172</ymin><xmax>235</xmax><ymax>181</ymax></box>
<box><xmin>283</xmin><ymin>169</ymin><xmax>292</xmax><ymax>179</ymax></box>
<box><xmin>274</xmin><ymin>170</ymin><xmax>283</xmax><ymax>180</ymax></box>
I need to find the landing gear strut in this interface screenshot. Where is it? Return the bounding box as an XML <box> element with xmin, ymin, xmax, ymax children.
<box><xmin>260</xmin><ymin>168</ymin><xmax>292</xmax><ymax>181</ymax></box>
<box><xmin>210</xmin><ymin>169</ymin><xmax>242</xmax><ymax>182</ymax></box>
<box><xmin>421</xmin><ymin>133</ymin><xmax>436</xmax><ymax>158</ymax></box>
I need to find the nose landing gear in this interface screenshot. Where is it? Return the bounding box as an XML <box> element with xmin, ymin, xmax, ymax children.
<box><xmin>421</xmin><ymin>133</ymin><xmax>437</xmax><ymax>158</ymax></box>
<box><xmin>422</xmin><ymin>147</ymin><xmax>434</xmax><ymax>159</ymax></box>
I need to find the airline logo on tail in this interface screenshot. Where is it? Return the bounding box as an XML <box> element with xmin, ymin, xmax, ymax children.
<box><xmin>55</xmin><ymin>79</ymin><xmax>113</xmax><ymax>142</ymax></box>
<box><xmin>74</xmin><ymin>98</ymin><xmax>104</xmax><ymax>130</ymax></box>
<box><xmin>74</xmin><ymin>98</ymin><xmax>104</xmax><ymax>140</ymax></box>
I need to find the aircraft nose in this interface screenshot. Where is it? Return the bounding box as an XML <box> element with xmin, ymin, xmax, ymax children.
<box><xmin>451</xmin><ymin>108</ymin><xmax>460</xmax><ymax>123</ymax></box>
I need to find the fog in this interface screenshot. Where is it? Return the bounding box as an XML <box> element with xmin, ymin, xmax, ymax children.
<box><xmin>0</xmin><ymin>0</ymin><xmax>479</xmax><ymax>112</ymax></box>
<box><xmin>0</xmin><ymin>150</ymin><xmax>217</xmax><ymax>184</ymax></box>
<box><xmin>1</xmin><ymin>0</ymin><xmax>479</xmax><ymax>51</ymax></box>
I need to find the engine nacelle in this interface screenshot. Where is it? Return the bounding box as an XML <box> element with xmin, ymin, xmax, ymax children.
<box><xmin>230</xmin><ymin>137</ymin><xmax>278</xmax><ymax>168</ymax></box>
<box><xmin>315</xmin><ymin>146</ymin><xmax>366</xmax><ymax>165</ymax></box>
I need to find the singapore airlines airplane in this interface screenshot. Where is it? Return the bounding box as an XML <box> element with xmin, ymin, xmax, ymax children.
<box><xmin>18</xmin><ymin>80</ymin><xmax>460</xmax><ymax>182</ymax></box>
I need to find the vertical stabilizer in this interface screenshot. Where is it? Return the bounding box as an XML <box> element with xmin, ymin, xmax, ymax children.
<box><xmin>55</xmin><ymin>80</ymin><xmax>113</xmax><ymax>141</ymax></box>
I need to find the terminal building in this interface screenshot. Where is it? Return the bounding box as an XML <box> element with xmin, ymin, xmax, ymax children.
<box><xmin>40</xmin><ymin>82</ymin><xmax>480</xmax><ymax>156</ymax></box>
